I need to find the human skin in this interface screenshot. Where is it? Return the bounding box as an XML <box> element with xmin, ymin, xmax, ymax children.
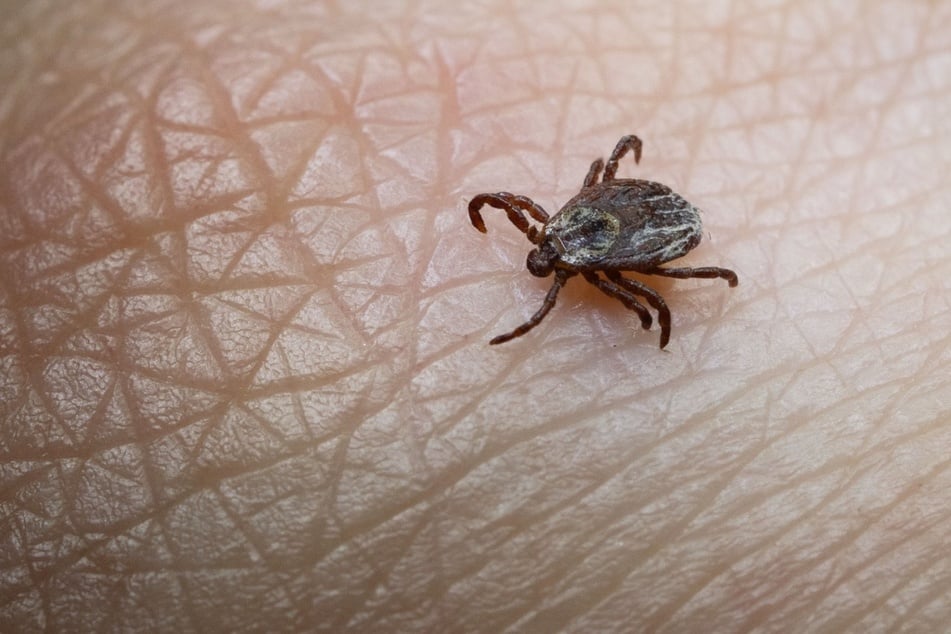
<box><xmin>1</xmin><ymin>0</ymin><xmax>950</xmax><ymax>631</ymax></box>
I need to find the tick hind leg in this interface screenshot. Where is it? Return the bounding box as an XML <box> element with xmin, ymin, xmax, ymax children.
<box><xmin>605</xmin><ymin>271</ymin><xmax>672</xmax><ymax>348</ymax></box>
<box><xmin>491</xmin><ymin>270</ymin><xmax>573</xmax><ymax>345</ymax></box>
<box><xmin>468</xmin><ymin>193</ymin><xmax>550</xmax><ymax>243</ymax></box>
<box><xmin>602</xmin><ymin>135</ymin><xmax>643</xmax><ymax>182</ymax></box>
<box><xmin>649</xmin><ymin>266</ymin><xmax>739</xmax><ymax>287</ymax></box>
<box><xmin>582</xmin><ymin>272</ymin><xmax>652</xmax><ymax>331</ymax></box>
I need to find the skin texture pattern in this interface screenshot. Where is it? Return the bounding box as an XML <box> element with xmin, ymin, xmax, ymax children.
<box><xmin>1</xmin><ymin>1</ymin><xmax>950</xmax><ymax>632</ymax></box>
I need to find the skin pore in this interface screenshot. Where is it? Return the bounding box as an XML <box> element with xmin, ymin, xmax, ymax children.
<box><xmin>2</xmin><ymin>0</ymin><xmax>950</xmax><ymax>631</ymax></box>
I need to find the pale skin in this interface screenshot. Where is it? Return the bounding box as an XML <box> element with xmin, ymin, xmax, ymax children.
<box><xmin>2</xmin><ymin>1</ymin><xmax>950</xmax><ymax>631</ymax></box>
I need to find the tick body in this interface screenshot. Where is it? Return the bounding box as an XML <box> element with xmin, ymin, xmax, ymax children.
<box><xmin>468</xmin><ymin>134</ymin><xmax>738</xmax><ymax>348</ymax></box>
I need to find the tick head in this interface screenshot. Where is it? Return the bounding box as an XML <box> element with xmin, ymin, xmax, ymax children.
<box><xmin>526</xmin><ymin>240</ymin><xmax>559</xmax><ymax>277</ymax></box>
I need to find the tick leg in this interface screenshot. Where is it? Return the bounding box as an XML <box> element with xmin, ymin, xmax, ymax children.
<box><xmin>649</xmin><ymin>266</ymin><xmax>739</xmax><ymax>288</ymax></box>
<box><xmin>605</xmin><ymin>271</ymin><xmax>671</xmax><ymax>349</ymax></box>
<box><xmin>602</xmin><ymin>135</ymin><xmax>643</xmax><ymax>182</ymax></box>
<box><xmin>491</xmin><ymin>270</ymin><xmax>572</xmax><ymax>345</ymax></box>
<box><xmin>468</xmin><ymin>192</ymin><xmax>549</xmax><ymax>238</ymax></box>
<box><xmin>583</xmin><ymin>158</ymin><xmax>604</xmax><ymax>188</ymax></box>
<box><xmin>582</xmin><ymin>272</ymin><xmax>652</xmax><ymax>331</ymax></box>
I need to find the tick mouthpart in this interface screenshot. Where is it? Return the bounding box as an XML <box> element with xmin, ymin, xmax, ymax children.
<box><xmin>526</xmin><ymin>242</ymin><xmax>558</xmax><ymax>277</ymax></box>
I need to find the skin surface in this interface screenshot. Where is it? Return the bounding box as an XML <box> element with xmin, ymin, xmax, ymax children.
<box><xmin>1</xmin><ymin>1</ymin><xmax>950</xmax><ymax>631</ymax></box>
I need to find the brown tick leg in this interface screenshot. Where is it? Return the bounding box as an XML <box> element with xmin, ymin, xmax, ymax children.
<box><xmin>582</xmin><ymin>272</ymin><xmax>652</xmax><ymax>331</ymax></box>
<box><xmin>468</xmin><ymin>193</ymin><xmax>549</xmax><ymax>240</ymax></box>
<box><xmin>605</xmin><ymin>271</ymin><xmax>671</xmax><ymax>348</ymax></box>
<box><xmin>583</xmin><ymin>158</ymin><xmax>604</xmax><ymax>188</ymax></box>
<box><xmin>490</xmin><ymin>270</ymin><xmax>572</xmax><ymax>344</ymax></box>
<box><xmin>649</xmin><ymin>266</ymin><xmax>739</xmax><ymax>288</ymax></box>
<box><xmin>504</xmin><ymin>193</ymin><xmax>549</xmax><ymax>223</ymax></box>
<box><xmin>468</xmin><ymin>193</ymin><xmax>530</xmax><ymax>234</ymax></box>
<box><xmin>602</xmin><ymin>135</ymin><xmax>643</xmax><ymax>182</ymax></box>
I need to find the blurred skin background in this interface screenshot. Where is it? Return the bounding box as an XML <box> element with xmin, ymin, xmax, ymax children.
<box><xmin>1</xmin><ymin>0</ymin><xmax>950</xmax><ymax>631</ymax></box>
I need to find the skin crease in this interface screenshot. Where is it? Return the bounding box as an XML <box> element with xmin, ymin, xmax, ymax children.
<box><xmin>1</xmin><ymin>0</ymin><xmax>950</xmax><ymax>631</ymax></box>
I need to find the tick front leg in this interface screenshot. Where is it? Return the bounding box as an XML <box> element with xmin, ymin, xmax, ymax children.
<box><xmin>649</xmin><ymin>266</ymin><xmax>739</xmax><ymax>287</ymax></box>
<box><xmin>490</xmin><ymin>270</ymin><xmax>572</xmax><ymax>345</ymax></box>
<box><xmin>602</xmin><ymin>135</ymin><xmax>643</xmax><ymax>182</ymax></box>
<box><xmin>468</xmin><ymin>192</ymin><xmax>550</xmax><ymax>238</ymax></box>
<box><xmin>605</xmin><ymin>271</ymin><xmax>671</xmax><ymax>348</ymax></box>
<box><xmin>582</xmin><ymin>272</ymin><xmax>652</xmax><ymax>331</ymax></box>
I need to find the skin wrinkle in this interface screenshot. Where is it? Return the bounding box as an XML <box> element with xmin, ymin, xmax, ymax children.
<box><xmin>664</xmin><ymin>438</ymin><xmax>946</xmax><ymax>630</ymax></box>
<box><xmin>509</xmin><ymin>424</ymin><xmax>756</xmax><ymax>623</ymax></box>
<box><xmin>2</xmin><ymin>0</ymin><xmax>951</xmax><ymax>631</ymax></box>
<box><xmin>805</xmin><ymin>475</ymin><xmax>951</xmax><ymax>629</ymax></box>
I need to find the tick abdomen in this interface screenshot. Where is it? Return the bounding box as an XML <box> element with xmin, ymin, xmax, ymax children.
<box><xmin>554</xmin><ymin>180</ymin><xmax>703</xmax><ymax>270</ymax></box>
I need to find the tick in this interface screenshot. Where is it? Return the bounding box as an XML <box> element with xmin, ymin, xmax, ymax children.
<box><xmin>468</xmin><ymin>134</ymin><xmax>738</xmax><ymax>348</ymax></box>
